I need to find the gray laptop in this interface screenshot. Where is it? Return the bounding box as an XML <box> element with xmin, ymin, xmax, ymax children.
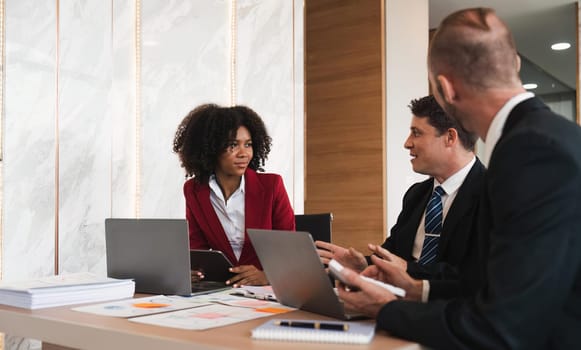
<box><xmin>247</xmin><ymin>228</ymin><xmax>360</xmax><ymax>320</ymax></box>
<box><xmin>105</xmin><ymin>218</ymin><xmax>192</xmax><ymax>296</ymax></box>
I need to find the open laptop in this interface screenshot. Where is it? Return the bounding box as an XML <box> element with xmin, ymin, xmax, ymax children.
<box><xmin>105</xmin><ymin>218</ymin><xmax>231</xmax><ymax>296</ymax></box>
<box><xmin>105</xmin><ymin>218</ymin><xmax>193</xmax><ymax>296</ymax></box>
<box><xmin>247</xmin><ymin>228</ymin><xmax>361</xmax><ymax>320</ymax></box>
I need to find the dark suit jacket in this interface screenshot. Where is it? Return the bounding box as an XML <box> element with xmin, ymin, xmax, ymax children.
<box><xmin>377</xmin><ymin>97</ymin><xmax>581</xmax><ymax>349</ymax></box>
<box><xmin>381</xmin><ymin>159</ymin><xmax>485</xmax><ymax>300</ymax></box>
<box><xmin>184</xmin><ymin>169</ymin><xmax>295</xmax><ymax>269</ymax></box>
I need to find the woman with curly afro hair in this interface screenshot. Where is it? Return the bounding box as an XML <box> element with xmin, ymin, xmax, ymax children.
<box><xmin>173</xmin><ymin>104</ymin><xmax>295</xmax><ymax>286</ymax></box>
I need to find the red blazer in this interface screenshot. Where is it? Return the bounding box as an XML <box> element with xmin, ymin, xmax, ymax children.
<box><xmin>184</xmin><ymin>169</ymin><xmax>295</xmax><ymax>269</ymax></box>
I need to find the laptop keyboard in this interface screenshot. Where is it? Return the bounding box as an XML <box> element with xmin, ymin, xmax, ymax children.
<box><xmin>191</xmin><ymin>281</ymin><xmax>230</xmax><ymax>295</ymax></box>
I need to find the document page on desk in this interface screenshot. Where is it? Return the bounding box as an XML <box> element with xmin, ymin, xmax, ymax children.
<box><xmin>129</xmin><ymin>303</ymin><xmax>291</xmax><ymax>330</ymax></box>
<box><xmin>72</xmin><ymin>295</ymin><xmax>210</xmax><ymax>317</ymax></box>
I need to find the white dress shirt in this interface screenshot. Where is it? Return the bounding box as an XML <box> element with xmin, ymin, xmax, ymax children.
<box><xmin>208</xmin><ymin>175</ymin><xmax>246</xmax><ymax>260</ymax></box>
<box><xmin>412</xmin><ymin>157</ymin><xmax>476</xmax><ymax>302</ymax></box>
<box><xmin>412</xmin><ymin>157</ymin><xmax>477</xmax><ymax>259</ymax></box>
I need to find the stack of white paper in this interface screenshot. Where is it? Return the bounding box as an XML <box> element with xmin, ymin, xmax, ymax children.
<box><xmin>0</xmin><ymin>272</ymin><xmax>135</xmax><ymax>309</ymax></box>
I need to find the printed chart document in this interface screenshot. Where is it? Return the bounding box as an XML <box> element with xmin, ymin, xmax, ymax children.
<box><xmin>72</xmin><ymin>295</ymin><xmax>210</xmax><ymax>317</ymax></box>
<box><xmin>252</xmin><ymin>318</ymin><xmax>376</xmax><ymax>344</ymax></box>
<box><xmin>73</xmin><ymin>288</ymin><xmax>294</xmax><ymax>330</ymax></box>
<box><xmin>0</xmin><ymin>272</ymin><xmax>135</xmax><ymax>309</ymax></box>
<box><xmin>129</xmin><ymin>303</ymin><xmax>293</xmax><ymax>330</ymax></box>
<box><xmin>129</xmin><ymin>291</ymin><xmax>294</xmax><ymax>330</ymax></box>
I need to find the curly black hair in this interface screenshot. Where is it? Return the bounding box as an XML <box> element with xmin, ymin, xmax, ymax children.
<box><xmin>409</xmin><ymin>95</ymin><xmax>477</xmax><ymax>151</ymax></box>
<box><xmin>173</xmin><ymin>104</ymin><xmax>272</xmax><ymax>183</ymax></box>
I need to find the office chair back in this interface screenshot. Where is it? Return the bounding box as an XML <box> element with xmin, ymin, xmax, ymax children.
<box><xmin>294</xmin><ymin>213</ymin><xmax>333</xmax><ymax>243</ymax></box>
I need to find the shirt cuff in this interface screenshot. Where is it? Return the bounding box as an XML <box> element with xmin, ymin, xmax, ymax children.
<box><xmin>421</xmin><ymin>280</ymin><xmax>430</xmax><ymax>303</ymax></box>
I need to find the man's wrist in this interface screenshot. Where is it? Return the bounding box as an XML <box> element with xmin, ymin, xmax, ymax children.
<box><xmin>421</xmin><ymin>280</ymin><xmax>430</xmax><ymax>302</ymax></box>
<box><xmin>406</xmin><ymin>279</ymin><xmax>424</xmax><ymax>301</ymax></box>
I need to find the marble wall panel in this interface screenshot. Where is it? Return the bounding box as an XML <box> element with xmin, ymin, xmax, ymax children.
<box><xmin>111</xmin><ymin>0</ymin><xmax>137</xmax><ymax>218</ymax></box>
<box><xmin>236</xmin><ymin>0</ymin><xmax>296</xmax><ymax>206</ymax></box>
<box><xmin>140</xmin><ymin>0</ymin><xmax>230</xmax><ymax>218</ymax></box>
<box><xmin>3</xmin><ymin>337</ymin><xmax>40</xmax><ymax>350</ymax></box>
<box><xmin>0</xmin><ymin>0</ymin><xmax>304</xmax><ymax>288</ymax></box>
<box><xmin>292</xmin><ymin>0</ymin><xmax>304</xmax><ymax>213</ymax></box>
<box><xmin>3</xmin><ymin>0</ymin><xmax>57</xmax><ymax>280</ymax></box>
<box><xmin>57</xmin><ymin>0</ymin><xmax>112</xmax><ymax>275</ymax></box>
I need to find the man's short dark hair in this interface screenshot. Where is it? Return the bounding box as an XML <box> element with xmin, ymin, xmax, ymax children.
<box><xmin>409</xmin><ymin>95</ymin><xmax>477</xmax><ymax>151</ymax></box>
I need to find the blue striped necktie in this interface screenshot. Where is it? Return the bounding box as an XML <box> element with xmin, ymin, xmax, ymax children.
<box><xmin>418</xmin><ymin>186</ymin><xmax>445</xmax><ymax>265</ymax></box>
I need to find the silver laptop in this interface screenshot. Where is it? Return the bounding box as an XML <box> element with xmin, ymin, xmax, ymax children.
<box><xmin>247</xmin><ymin>228</ymin><xmax>361</xmax><ymax>320</ymax></box>
<box><xmin>105</xmin><ymin>218</ymin><xmax>192</xmax><ymax>296</ymax></box>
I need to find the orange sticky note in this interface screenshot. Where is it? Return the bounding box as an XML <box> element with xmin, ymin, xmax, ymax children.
<box><xmin>255</xmin><ymin>307</ymin><xmax>291</xmax><ymax>314</ymax></box>
<box><xmin>132</xmin><ymin>302</ymin><xmax>170</xmax><ymax>308</ymax></box>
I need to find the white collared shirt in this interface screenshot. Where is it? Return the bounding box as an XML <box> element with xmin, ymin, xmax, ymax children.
<box><xmin>484</xmin><ymin>92</ymin><xmax>534</xmax><ymax>164</ymax></box>
<box><xmin>208</xmin><ymin>175</ymin><xmax>246</xmax><ymax>260</ymax></box>
<box><xmin>412</xmin><ymin>156</ymin><xmax>477</xmax><ymax>260</ymax></box>
<box><xmin>412</xmin><ymin>157</ymin><xmax>476</xmax><ymax>303</ymax></box>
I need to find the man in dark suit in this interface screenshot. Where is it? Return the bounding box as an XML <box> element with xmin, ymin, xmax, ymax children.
<box><xmin>337</xmin><ymin>8</ymin><xmax>581</xmax><ymax>349</ymax></box>
<box><xmin>317</xmin><ymin>95</ymin><xmax>484</xmax><ymax>301</ymax></box>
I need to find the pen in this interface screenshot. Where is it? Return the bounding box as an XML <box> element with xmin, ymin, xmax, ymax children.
<box><xmin>275</xmin><ymin>320</ymin><xmax>349</xmax><ymax>331</ymax></box>
<box><xmin>230</xmin><ymin>291</ymin><xmax>277</xmax><ymax>302</ymax></box>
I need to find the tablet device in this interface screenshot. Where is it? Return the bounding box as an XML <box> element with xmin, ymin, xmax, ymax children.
<box><xmin>190</xmin><ymin>249</ymin><xmax>235</xmax><ymax>282</ymax></box>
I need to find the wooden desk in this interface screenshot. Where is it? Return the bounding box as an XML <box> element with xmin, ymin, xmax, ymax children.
<box><xmin>0</xmin><ymin>299</ymin><xmax>419</xmax><ymax>350</ymax></box>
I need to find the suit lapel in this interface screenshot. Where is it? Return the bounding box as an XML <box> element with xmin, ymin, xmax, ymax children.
<box><xmin>241</xmin><ymin>170</ymin><xmax>266</xmax><ymax>260</ymax></box>
<box><xmin>494</xmin><ymin>97</ymin><xmax>548</xmax><ymax>160</ymax></box>
<box><xmin>193</xmin><ymin>182</ymin><xmax>238</xmax><ymax>264</ymax></box>
<box><xmin>400</xmin><ymin>180</ymin><xmax>433</xmax><ymax>259</ymax></box>
<box><xmin>439</xmin><ymin>160</ymin><xmax>484</xmax><ymax>255</ymax></box>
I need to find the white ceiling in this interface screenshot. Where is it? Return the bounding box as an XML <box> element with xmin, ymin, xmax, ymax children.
<box><xmin>429</xmin><ymin>0</ymin><xmax>577</xmax><ymax>94</ymax></box>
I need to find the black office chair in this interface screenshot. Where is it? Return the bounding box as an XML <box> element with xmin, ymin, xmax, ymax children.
<box><xmin>294</xmin><ymin>213</ymin><xmax>333</xmax><ymax>243</ymax></box>
<box><xmin>295</xmin><ymin>213</ymin><xmax>334</xmax><ymax>286</ymax></box>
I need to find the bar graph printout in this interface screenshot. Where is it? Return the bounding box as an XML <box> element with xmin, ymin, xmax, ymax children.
<box><xmin>129</xmin><ymin>303</ymin><xmax>293</xmax><ymax>330</ymax></box>
<box><xmin>72</xmin><ymin>295</ymin><xmax>210</xmax><ymax>317</ymax></box>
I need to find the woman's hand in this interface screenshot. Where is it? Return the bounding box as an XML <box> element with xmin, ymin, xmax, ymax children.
<box><xmin>191</xmin><ymin>269</ymin><xmax>205</xmax><ymax>283</ymax></box>
<box><xmin>227</xmin><ymin>265</ymin><xmax>268</xmax><ymax>287</ymax></box>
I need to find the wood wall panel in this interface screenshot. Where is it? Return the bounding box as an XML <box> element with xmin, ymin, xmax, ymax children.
<box><xmin>305</xmin><ymin>0</ymin><xmax>385</xmax><ymax>252</ymax></box>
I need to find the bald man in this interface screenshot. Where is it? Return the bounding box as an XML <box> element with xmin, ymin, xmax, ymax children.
<box><xmin>336</xmin><ymin>8</ymin><xmax>581</xmax><ymax>350</ymax></box>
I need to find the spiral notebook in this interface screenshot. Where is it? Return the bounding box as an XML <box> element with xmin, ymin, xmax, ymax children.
<box><xmin>251</xmin><ymin>319</ymin><xmax>375</xmax><ymax>344</ymax></box>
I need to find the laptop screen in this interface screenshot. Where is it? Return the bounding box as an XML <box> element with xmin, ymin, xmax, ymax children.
<box><xmin>248</xmin><ymin>229</ymin><xmax>351</xmax><ymax>319</ymax></box>
<box><xmin>105</xmin><ymin>218</ymin><xmax>192</xmax><ymax>296</ymax></box>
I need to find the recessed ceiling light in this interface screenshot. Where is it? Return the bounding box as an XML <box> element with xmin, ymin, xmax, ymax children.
<box><xmin>551</xmin><ymin>42</ymin><xmax>571</xmax><ymax>51</ymax></box>
<box><xmin>523</xmin><ymin>83</ymin><xmax>538</xmax><ymax>90</ymax></box>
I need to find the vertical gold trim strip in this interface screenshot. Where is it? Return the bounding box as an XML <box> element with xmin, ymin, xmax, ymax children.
<box><xmin>54</xmin><ymin>0</ymin><xmax>60</xmax><ymax>275</ymax></box>
<box><xmin>0</xmin><ymin>0</ymin><xmax>5</xmax><ymax>282</ymax></box>
<box><xmin>229</xmin><ymin>0</ymin><xmax>237</xmax><ymax>106</ymax></box>
<box><xmin>110</xmin><ymin>0</ymin><xmax>114</xmax><ymax>217</ymax></box>
<box><xmin>0</xmin><ymin>0</ymin><xmax>5</xmax><ymax>287</ymax></box>
<box><xmin>575</xmin><ymin>1</ymin><xmax>581</xmax><ymax>125</ymax></box>
<box><xmin>301</xmin><ymin>0</ymin><xmax>306</xmax><ymax>210</ymax></box>
<box><xmin>380</xmin><ymin>0</ymin><xmax>387</xmax><ymax>239</ymax></box>
<box><xmin>291</xmin><ymin>0</ymin><xmax>295</xmax><ymax>208</ymax></box>
<box><xmin>135</xmin><ymin>0</ymin><xmax>141</xmax><ymax>217</ymax></box>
